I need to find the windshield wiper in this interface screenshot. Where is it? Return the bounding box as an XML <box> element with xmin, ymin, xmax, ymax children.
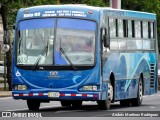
<box><xmin>32</xmin><ymin>45</ymin><xmax>48</xmax><ymax>70</ymax></box>
<box><xmin>59</xmin><ymin>47</ymin><xmax>77</xmax><ymax>70</ymax></box>
<box><xmin>18</xmin><ymin>37</ymin><xmax>22</xmax><ymax>54</ymax></box>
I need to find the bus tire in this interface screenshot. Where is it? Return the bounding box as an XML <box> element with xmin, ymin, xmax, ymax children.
<box><xmin>98</xmin><ymin>83</ymin><xmax>113</xmax><ymax>110</ymax></box>
<box><xmin>61</xmin><ymin>100</ymin><xmax>71</xmax><ymax>107</ymax></box>
<box><xmin>72</xmin><ymin>100</ymin><xmax>82</xmax><ymax>107</ymax></box>
<box><xmin>27</xmin><ymin>100</ymin><xmax>40</xmax><ymax>110</ymax></box>
<box><xmin>131</xmin><ymin>77</ymin><xmax>143</xmax><ymax>106</ymax></box>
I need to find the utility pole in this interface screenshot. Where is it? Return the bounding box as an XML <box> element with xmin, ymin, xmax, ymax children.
<box><xmin>109</xmin><ymin>0</ymin><xmax>121</xmax><ymax>9</ymax></box>
<box><xmin>2</xmin><ymin>30</ymin><xmax>10</xmax><ymax>91</ymax></box>
<box><xmin>57</xmin><ymin>0</ymin><xmax>60</xmax><ymax>5</ymax></box>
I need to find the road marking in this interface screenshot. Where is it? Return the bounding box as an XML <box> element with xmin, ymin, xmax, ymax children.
<box><xmin>5</xmin><ymin>108</ymin><xmax>28</xmax><ymax>111</ymax></box>
<box><xmin>0</xmin><ymin>97</ymin><xmax>12</xmax><ymax>100</ymax></box>
<box><xmin>94</xmin><ymin>113</ymin><xmax>115</xmax><ymax>117</ymax></box>
<box><xmin>40</xmin><ymin>105</ymin><xmax>60</xmax><ymax>109</ymax></box>
<box><xmin>55</xmin><ymin>110</ymin><xmax>84</xmax><ymax>114</ymax></box>
<box><xmin>5</xmin><ymin>105</ymin><xmax>61</xmax><ymax>111</ymax></box>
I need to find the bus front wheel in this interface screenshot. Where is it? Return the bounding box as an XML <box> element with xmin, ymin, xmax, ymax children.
<box><xmin>98</xmin><ymin>83</ymin><xmax>113</xmax><ymax>110</ymax></box>
<box><xmin>27</xmin><ymin>100</ymin><xmax>40</xmax><ymax>110</ymax></box>
<box><xmin>61</xmin><ymin>100</ymin><xmax>72</xmax><ymax>107</ymax></box>
<box><xmin>72</xmin><ymin>100</ymin><xmax>82</xmax><ymax>107</ymax></box>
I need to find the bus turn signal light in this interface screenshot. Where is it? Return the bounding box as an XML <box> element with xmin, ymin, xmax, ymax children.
<box><xmin>81</xmin><ymin>85</ymin><xmax>98</xmax><ymax>91</ymax></box>
<box><xmin>14</xmin><ymin>85</ymin><xmax>27</xmax><ymax>90</ymax></box>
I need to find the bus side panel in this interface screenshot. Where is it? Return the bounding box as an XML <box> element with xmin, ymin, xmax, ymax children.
<box><xmin>102</xmin><ymin>52</ymin><xmax>157</xmax><ymax>101</ymax></box>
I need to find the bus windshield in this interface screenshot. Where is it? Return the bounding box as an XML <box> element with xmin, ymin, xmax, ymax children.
<box><xmin>17</xmin><ymin>18</ymin><xmax>96</xmax><ymax>67</ymax></box>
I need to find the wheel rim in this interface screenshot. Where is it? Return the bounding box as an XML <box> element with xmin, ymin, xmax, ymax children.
<box><xmin>139</xmin><ymin>80</ymin><xmax>143</xmax><ymax>101</ymax></box>
<box><xmin>108</xmin><ymin>83</ymin><xmax>113</xmax><ymax>101</ymax></box>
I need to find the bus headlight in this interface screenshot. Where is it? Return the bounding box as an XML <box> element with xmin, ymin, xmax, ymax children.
<box><xmin>80</xmin><ymin>85</ymin><xmax>98</xmax><ymax>91</ymax></box>
<box><xmin>14</xmin><ymin>85</ymin><xmax>27</xmax><ymax>90</ymax></box>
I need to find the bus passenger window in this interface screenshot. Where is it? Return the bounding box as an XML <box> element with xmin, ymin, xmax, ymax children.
<box><xmin>109</xmin><ymin>19</ymin><xmax>117</xmax><ymax>38</ymax></box>
<box><xmin>118</xmin><ymin>19</ymin><xmax>124</xmax><ymax>38</ymax></box>
<box><xmin>150</xmin><ymin>40</ymin><xmax>155</xmax><ymax>50</ymax></box>
<box><xmin>123</xmin><ymin>20</ymin><xmax>128</xmax><ymax>37</ymax></box>
<box><xmin>119</xmin><ymin>39</ymin><xmax>126</xmax><ymax>50</ymax></box>
<box><xmin>135</xmin><ymin>21</ymin><xmax>141</xmax><ymax>38</ymax></box>
<box><xmin>148</xmin><ymin>22</ymin><xmax>151</xmax><ymax>38</ymax></box>
<box><xmin>128</xmin><ymin>20</ymin><xmax>132</xmax><ymax>38</ymax></box>
<box><xmin>135</xmin><ymin>40</ymin><xmax>142</xmax><ymax>50</ymax></box>
<box><xmin>131</xmin><ymin>20</ymin><xmax>135</xmax><ymax>38</ymax></box>
<box><xmin>148</xmin><ymin>22</ymin><xmax>154</xmax><ymax>39</ymax></box>
<box><xmin>143</xmin><ymin>40</ymin><xmax>150</xmax><ymax>50</ymax></box>
<box><xmin>127</xmin><ymin>40</ymin><xmax>137</xmax><ymax>50</ymax></box>
<box><xmin>150</xmin><ymin>22</ymin><xmax>154</xmax><ymax>39</ymax></box>
<box><xmin>143</xmin><ymin>21</ymin><xmax>148</xmax><ymax>39</ymax></box>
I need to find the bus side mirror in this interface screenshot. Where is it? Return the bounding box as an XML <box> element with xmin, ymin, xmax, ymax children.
<box><xmin>104</xmin><ymin>33</ymin><xmax>110</xmax><ymax>49</ymax></box>
<box><xmin>101</xmin><ymin>28</ymin><xmax>110</xmax><ymax>49</ymax></box>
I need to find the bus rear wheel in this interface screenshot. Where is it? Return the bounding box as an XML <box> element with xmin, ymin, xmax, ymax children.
<box><xmin>27</xmin><ymin>100</ymin><xmax>40</xmax><ymax>110</ymax></box>
<box><xmin>98</xmin><ymin>83</ymin><xmax>113</xmax><ymax>110</ymax></box>
<box><xmin>131</xmin><ymin>77</ymin><xmax>143</xmax><ymax>106</ymax></box>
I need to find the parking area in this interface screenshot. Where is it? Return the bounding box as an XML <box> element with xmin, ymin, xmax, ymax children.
<box><xmin>0</xmin><ymin>61</ymin><xmax>7</xmax><ymax>77</ymax></box>
<box><xmin>0</xmin><ymin>61</ymin><xmax>4</xmax><ymax>77</ymax></box>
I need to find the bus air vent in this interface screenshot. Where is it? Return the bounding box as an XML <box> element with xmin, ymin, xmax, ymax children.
<box><xmin>150</xmin><ymin>63</ymin><xmax>155</xmax><ymax>88</ymax></box>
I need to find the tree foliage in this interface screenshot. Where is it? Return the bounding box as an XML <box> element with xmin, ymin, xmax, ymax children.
<box><xmin>0</xmin><ymin>0</ymin><xmax>57</xmax><ymax>27</ymax></box>
<box><xmin>0</xmin><ymin>0</ymin><xmax>108</xmax><ymax>27</ymax></box>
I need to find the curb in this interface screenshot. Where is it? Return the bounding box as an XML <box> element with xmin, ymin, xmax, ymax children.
<box><xmin>0</xmin><ymin>91</ymin><xmax>12</xmax><ymax>97</ymax></box>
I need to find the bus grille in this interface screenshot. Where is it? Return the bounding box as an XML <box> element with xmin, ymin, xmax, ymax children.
<box><xmin>150</xmin><ymin>63</ymin><xmax>155</xmax><ymax>88</ymax></box>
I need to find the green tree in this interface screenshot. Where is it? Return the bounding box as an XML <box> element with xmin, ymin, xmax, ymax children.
<box><xmin>0</xmin><ymin>0</ymin><xmax>58</xmax><ymax>90</ymax></box>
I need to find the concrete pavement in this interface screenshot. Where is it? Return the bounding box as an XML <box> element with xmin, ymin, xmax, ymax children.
<box><xmin>0</xmin><ymin>77</ymin><xmax>11</xmax><ymax>97</ymax></box>
<box><xmin>0</xmin><ymin>91</ymin><xmax>12</xmax><ymax>97</ymax></box>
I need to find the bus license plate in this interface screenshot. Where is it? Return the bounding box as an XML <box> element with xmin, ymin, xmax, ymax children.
<box><xmin>48</xmin><ymin>92</ymin><xmax>59</xmax><ymax>97</ymax></box>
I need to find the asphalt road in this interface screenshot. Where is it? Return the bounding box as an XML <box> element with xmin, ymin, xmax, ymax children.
<box><xmin>0</xmin><ymin>91</ymin><xmax>160</xmax><ymax>119</ymax></box>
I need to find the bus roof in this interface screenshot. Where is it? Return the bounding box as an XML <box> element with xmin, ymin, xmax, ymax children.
<box><xmin>16</xmin><ymin>4</ymin><xmax>156</xmax><ymax>23</ymax></box>
<box><xmin>103</xmin><ymin>7</ymin><xmax>156</xmax><ymax>20</ymax></box>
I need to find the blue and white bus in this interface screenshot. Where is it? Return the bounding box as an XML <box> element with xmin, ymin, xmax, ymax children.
<box><xmin>12</xmin><ymin>5</ymin><xmax>158</xmax><ymax>110</ymax></box>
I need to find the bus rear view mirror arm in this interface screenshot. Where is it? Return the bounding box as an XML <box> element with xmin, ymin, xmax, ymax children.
<box><xmin>101</xmin><ymin>28</ymin><xmax>110</xmax><ymax>49</ymax></box>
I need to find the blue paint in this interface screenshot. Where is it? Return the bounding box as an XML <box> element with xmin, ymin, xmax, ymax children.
<box><xmin>19</xmin><ymin>18</ymin><xmax>55</xmax><ymax>30</ymax></box>
<box><xmin>73</xmin><ymin>75</ymin><xmax>81</xmax><ymax>84</ymax></box>
<box><xmin>57</xmin><ymin>18</ymin><xmax>96</xmax><ymax>31</ymax></box>
<box><xmin>54</xmin><ymin>51</ymin><xmax>68</xmax><ymax>65</ymax></box>
<box><xmin>102</xmin><ymin>53</ymin><xmax>157</xmax><ymax>100</ymax></box>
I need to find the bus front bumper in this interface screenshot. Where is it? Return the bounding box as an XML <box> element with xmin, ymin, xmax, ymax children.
<box><xmin>12</xmin><ymin>90</ymin><xmax>100</xmax><ymax>101</ymax></box>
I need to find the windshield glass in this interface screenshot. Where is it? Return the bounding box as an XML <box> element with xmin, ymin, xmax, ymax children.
<box><xmin>17</xmin><ymin>18</ymin><xmax>55</xmax><ymax>65</ymax></box>
<box><xmin>17</xmin><ymin>18</ymin><xmax>96</xmax><ymax>67</ymax></box>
